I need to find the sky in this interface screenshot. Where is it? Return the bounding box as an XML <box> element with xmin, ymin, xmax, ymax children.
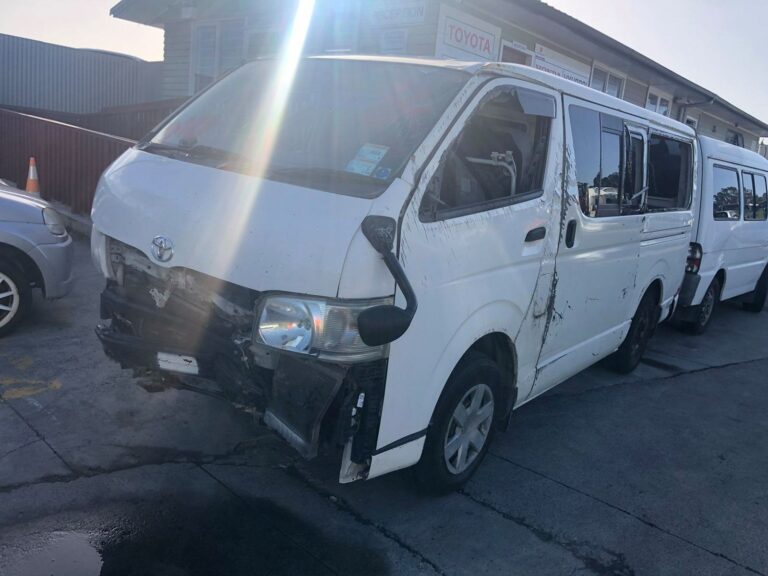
<box><xmin>1</xmin><ymin>0</ymin><xmax>766</xmax><ymax>124</ymax></box>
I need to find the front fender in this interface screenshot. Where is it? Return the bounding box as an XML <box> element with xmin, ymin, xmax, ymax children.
<box><xmin>369</xmin><ymin>300</ymin><xmax>522</xmax><ymax>478</ymax></box>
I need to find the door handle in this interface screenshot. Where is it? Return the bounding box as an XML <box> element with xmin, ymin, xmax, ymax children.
<box><xmin>565</xmin><ymin>220</ymin><xmax>577</xmax><ymax>248</ymax></box>
<box><xmin>525</xmin><ymin>227</ymin><xmax>546</xmax><ymax>243</ymax></box>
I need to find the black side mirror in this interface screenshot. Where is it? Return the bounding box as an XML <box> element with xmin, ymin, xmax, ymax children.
<box><xmin>358</xmin><ymin>305</ymin><xmax>412</xmax><ymax>347</ymax></box>
<box><xmin>358</xmin><ymin>215</ymin><xmax>418</xmax><ymax>347</ymax></box>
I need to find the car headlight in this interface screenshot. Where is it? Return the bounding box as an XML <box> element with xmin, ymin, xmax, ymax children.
<box><xmin>254</xmin><ymin>295</ymin><xmax>392</xmax><ymax>362</ymax></box>
<box><xmin>42</xmin><ymin>207</ymin><xmax>67</xmax><ymax>236</ymax></box>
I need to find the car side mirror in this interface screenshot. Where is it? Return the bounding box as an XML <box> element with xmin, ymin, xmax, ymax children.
<box><xmin>358</xmin><ymin>215</ymin><xmax>418</xmax><ymax>347</ymax></box>
<box><xmin>358</xmin><ymin>305</ymin><xmax>412</xmax><ymax>347</ymax></box>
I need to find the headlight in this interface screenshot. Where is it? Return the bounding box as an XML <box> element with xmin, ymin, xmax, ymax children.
<box><xmin>255</xmin><ymin>295</ymin><xmax>392</xmax><ymax>362</ymax></box>
<box><xmin>42</xmin><ymin>207</ymin><xmax>67</xmax><ymax>236</ymax></box>
<box><xmin>90</xmin><ymin>227</ymin><xmax>114</xmax><ymax>280</ymax></box>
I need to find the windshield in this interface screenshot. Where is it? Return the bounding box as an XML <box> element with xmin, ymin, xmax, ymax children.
<box><xmin>145</xmin><ymin>59</ymin><xmax>469</xmax><ymax>197</ymax></box>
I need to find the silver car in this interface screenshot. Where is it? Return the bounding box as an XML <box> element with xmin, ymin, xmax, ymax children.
<box><xmin>0</xmin><ymin>182</ymin><xmax>74</xmax><ymax>336</ymax></box>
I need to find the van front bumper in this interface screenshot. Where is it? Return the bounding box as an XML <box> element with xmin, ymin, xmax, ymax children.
<box><xmin>96</xmin><ymin>284</ymin><xmax>387</xmax><ymax>464</ymax></box>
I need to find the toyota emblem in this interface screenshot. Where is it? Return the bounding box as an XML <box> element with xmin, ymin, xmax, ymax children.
<box><xmin>151</xmin><ymin>236</ymin><xmax>174</xmax><ymax>263</ymax></box>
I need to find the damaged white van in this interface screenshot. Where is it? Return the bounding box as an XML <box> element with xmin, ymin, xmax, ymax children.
<box><xmin>91</xmin><ymin>56</ymin><xmax>696</xmax><ymax>492</ymax></box>
<box><xmin>674</xmin><ymin>136</ymin><xmax>768</xmax><ymax>333</ymax></box>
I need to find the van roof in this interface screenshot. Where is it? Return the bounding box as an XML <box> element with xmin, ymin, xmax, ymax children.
<box><xmin>697</xmin><ymin>135</ymin><xmax>768</xmax><ymax>172</ymax></box>
<box><xmin>312</xmin><ymin>54</ymin><xmax>695</xmax><ymax>138</ymax></box>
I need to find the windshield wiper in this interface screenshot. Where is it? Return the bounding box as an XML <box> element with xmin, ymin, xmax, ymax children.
<box><xmin>265</xmin><ymin>166</ymin><xmax>385</xmax><ymax>187</ymax></box>
<box><xmin>138</xmin><ymin>142</ymin><xmax>248</xmax><ymax>165</ymax></box>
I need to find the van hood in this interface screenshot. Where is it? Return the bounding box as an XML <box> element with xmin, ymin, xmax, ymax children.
<box><xmin>92</xmin><ymin>149</ymin><xmax>375</xmax><ymax>298</ymax></box>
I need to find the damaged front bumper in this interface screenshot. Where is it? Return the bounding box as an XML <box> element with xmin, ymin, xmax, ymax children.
<box><xmin>96</xmin><ymin>283</ymin><xmax>387</xmax><ymax>479</ymax></box>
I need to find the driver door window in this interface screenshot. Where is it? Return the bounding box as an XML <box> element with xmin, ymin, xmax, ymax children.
<box><xmin>420</xmin><ymin>88</ymin><xmax>552</xmax><ymax>221</ymax></box>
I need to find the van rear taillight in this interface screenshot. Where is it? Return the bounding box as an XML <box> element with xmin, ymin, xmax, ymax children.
<box><xmin>686</xmin><ymin>243</ymin><xmax>703</xmax><ymax>274</ymax></box>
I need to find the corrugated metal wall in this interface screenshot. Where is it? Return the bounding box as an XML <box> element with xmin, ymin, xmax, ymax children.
<box><xmin>0</xmin><ymin>108</ymin><xmax>133</xmax><ymax>214</ymax></box>
<box><xmin>0</xmin><ymin>34</ymin><xmax>162</xmax><ymax>114</ymax></box>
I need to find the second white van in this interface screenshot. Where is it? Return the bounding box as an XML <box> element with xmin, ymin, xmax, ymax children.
<box><xmin>675</xmin><ymin>136</ymin><xmax>768</xmax><ymax>333</ymax></box>
<box><xmin>91</xmin><ymin>56</ymin><xmax>696</xmax><ymax>492</ymax></box>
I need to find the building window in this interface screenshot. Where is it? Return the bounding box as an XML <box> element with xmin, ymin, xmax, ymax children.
<box><xmin>743</xmin><ymin>172</ymin><xmax>768</xmax><ymax>221</ymax></box>
<box><xmin>500</xmin><ymin>42</ymin><xmax>531</xmax><ymax>65</ymax></box>
<box><xmin>191</xmin><ymin>20</ymin><xmax>245</xmax><ymax>93</ymax></box>
<box><xmin>590</xmin><ymin>66</ymin><xmax>624</xmax><ymax>98</ymax></box>
<box><xmin>684</xmin><ymin>115</ymin><xmax>699</xmax><ymax>129</ymax></box>
<box><xmin>725</xmin><ymin>129</ymin><xmax>744</xmax><ymax>147</ymax></box>
<box><xmin>713</xmin><ymin>166</ymin><xmax>741</xmax><ymax>220</ymax></box>
<box><xmin>646</xmin><ymin>90</ymin><xmax>671</xmax><ymax>116</ymax></box>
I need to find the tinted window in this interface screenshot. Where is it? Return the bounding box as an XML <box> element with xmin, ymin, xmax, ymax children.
<box><xmin>599</xmin><ymin>131</ymin><xmax>621</xmax><ymax>216</ymax></box>
<box><xmin>744</xmin><ymin>172</ymin><xmax>768</xmax><ymax>221</ymax></box>
<box><xmin>570</xmin><ymin>106</ymin><xmax>601</xmax><ymax>217</ymax></box>
<box><xmin>623</xmin><ymin>131</ymin><xmax>645</xmax><ymax>214</ymax></box>
<box><xmin>647</xmin><ymin>135</ymin><xmax>693</xmax><ymax>211</ymax></box>
<box><xmin>420</xmin><ymin>89</ymin><xmax>552</xmax><ymax>220</ymax></box>
<box><xmin>713</xmin><ymin>166</ymin><xmax>741</xmax><ymax>221</ymax></box>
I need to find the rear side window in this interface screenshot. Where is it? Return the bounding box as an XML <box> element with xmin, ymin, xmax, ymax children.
<box><xmin>743</xmin><ymin>172</ymin><xmax>768</xmax><ymax>221</ymax></box>
<box><xmin>647</xmin><ymin>135</ymin><xmax>693</xmax><ymax>212</ymax></box>
<box><xmin>570</xmin><ymin>106</ymin><xmax>647</xmax><ymax>217</ymax></box>
<box><xmin>420</xmin><ymin>88</ymin><xmax>553</xmax><ymax>221</ymax></box>
<box><xmin>712</xmin><ymin>166</ymin><xmax>741</xmax><ymax>221</ymax></box>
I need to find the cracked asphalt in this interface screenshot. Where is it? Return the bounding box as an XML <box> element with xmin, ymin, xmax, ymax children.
<box><xmin>1</xmin><ymin>238</ymin><xmax>768</xmax><ymax>575</ymax></box>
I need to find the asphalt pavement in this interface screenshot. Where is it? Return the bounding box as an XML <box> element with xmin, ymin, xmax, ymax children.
<box><xmin>1</xmin><ymin>237</ymin><xmax>767</xmax><ymax>576</ymax></box>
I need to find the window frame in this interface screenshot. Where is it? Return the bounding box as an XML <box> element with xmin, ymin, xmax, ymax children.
<box><xmin>590</xmin><ymin>63</ymin><xmax>626</xmax><ymax>99</ymax></box>
<box><xmin>645</xmin><ymin>130</ymin><xmax>695</xmax><ymax>212</ymax></box>
<box><xmin>418</xmin><ymin>80</ymin><xmax>556</xmax><ymax>223</ymax></box>
<box><xmin>189</xmin><ymin>18</ymin><xmax>247</xmax><ymax>94</ymax></box>
<box><xmin>712</xmin><ymin>164</ymin><xmax>742</xmax><ymax>221</ymax></box>
<box><xmin>742</xmin><ymin>170</ymin><xmax>768</xmax><ymax>221</ymax></box>
<box><xmin>645</xmin><ymin>88</ymin><xmax>673</xmax><ymax>117</ymax></box>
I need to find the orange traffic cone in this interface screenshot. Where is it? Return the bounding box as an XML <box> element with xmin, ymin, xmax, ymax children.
<box><xmin>25</xmin><ymin>157</ymin><xmax>40</xmax><ymax>197</ymax></box>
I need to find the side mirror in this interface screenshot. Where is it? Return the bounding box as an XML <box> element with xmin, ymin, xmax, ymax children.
<box><xmin>358</xmin><ymin>305</ymin><xmax>412</xmax><ymax>347</ymax></box>
<box><xmin>358</xmin><ymin>215</ymin><xmax>418</xmax><ymax>347</ymax></box>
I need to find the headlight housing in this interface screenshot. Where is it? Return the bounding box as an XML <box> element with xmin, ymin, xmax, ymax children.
<box><xmin>42</xmin><ymin>207</ymin><xmax>67</xmax><ymax>236</ymax></box>
<box><xmin>254</xmin><ymin>295</ymin><xmax>392</xmax><ymax>362</ymax></box>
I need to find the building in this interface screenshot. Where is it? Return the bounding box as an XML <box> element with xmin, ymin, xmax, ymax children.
<box><xmin>110</xmin><ymin>0</ymin><xmax>768</xmax><ymax>150</ymax></box>
<box><xmin>0</xmin><ymin>34</ymin><xmax>161</xmax><ymax>115</ymax></box>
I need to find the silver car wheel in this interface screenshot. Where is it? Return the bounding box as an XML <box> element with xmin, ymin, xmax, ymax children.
<box><xmin>444</xmin><ymin>383</ymin><xmax>494</xmax><ymax>475</ymax></box>
<box><xmin>0</xmin><ymin>271</ymin><xmax>20</xmax><ymax>329</ymax></box>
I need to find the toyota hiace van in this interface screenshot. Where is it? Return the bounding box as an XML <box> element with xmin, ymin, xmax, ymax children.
<box><xmin>91</xmin><ymin>56</ymin><xmax>696</xmax><ymax>492</ymax></box>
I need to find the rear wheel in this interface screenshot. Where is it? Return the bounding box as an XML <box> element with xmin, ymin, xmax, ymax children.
<box><xmin>0</xmin><ymin>260</ymin><xmax>31</xmax><ymax>338</ymax></box>
<box><xmin>609</xmin><ymin>290</ymin><xmax>658</xmax><ymax>374</ymax></box>
<box><xmin>415</xmin><ymin>352</ymin><xmax>499</xmax><ymax>495</ymax></box>
<box><xmin>683</xmin><ymin>278</ymin><xmax>720</xmax><ymax>334</ymax></box>
<box><xmin>743</xmin><ymin>269</ymin><xmax>768</xmax><ymax>313</ymax></box>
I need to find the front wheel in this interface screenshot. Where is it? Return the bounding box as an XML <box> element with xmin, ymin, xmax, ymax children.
<box><xmin>414</xmin><ymin>352</ymin><xmax>500</xmax><ymax>495</ymax></box>
<box><xmin>608</xmin><ymin>290</ymin><xmax>658</xmax><ymax>374</ymax></box>
<box><xmin>0</xmin><ymin>260</ymin><xmax>31</xmax><ymax>338</ymax></box>
<box><xmin>743</xmin><ymin>269</ymin><xmax>767</xmax><ymax>313</ymax></box>
<box><xmin>682</xmin><ymin>278</ymin><xmax>720</xmax><ymax>334</ymax></box>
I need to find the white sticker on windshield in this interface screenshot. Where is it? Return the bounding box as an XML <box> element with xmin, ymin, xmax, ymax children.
<box><xmin>346</xmin><ymin>143</ymin><xmax>389</xmax><ymax>177</ymax></box>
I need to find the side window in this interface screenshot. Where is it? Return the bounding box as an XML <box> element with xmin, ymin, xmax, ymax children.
<box><xmin>420</xmin><ymin>88</ymin><xmax>553</xmax><ymax>221</ymax></box>
<box><xmin>623</xmin><ymin>130</ymin><xmax>646</xmax><ymax>214</ymax></box>
<box><xmin>570</xmin><ymin>106</ymin><xmax>645</xmax><ymax>217</ymax></box>
<box><xmin>647</xmin><ymin>134</ymin><xmax>693</xmax><ymax>212</ymax></box>
<box><xmin>744</xmin><ymin>172</ymin><xmax>768</xmax><ymax>221</ymax></box>
<box><xmin>712</xmin><ymin>166</ymin><xmax>741</xmax><ymax>221</ymax></box>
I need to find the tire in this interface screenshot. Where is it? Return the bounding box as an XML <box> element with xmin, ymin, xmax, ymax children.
<box><xmin>608</xmin><ymin>290</ymin><xmax>658</xmax><ymax>374</ymax></box>
<box><xmin>683</xmin><ymin>278</ymin><xmax>720</xmax><ymax>335</ymax></box>
<box><xmin>0</xmin><ymin>259</ymin><xmax>31</xmax><ymax>338</ymax></box>
<box><xmin>414</xmin><ymin>352</ymin><xmax>500</xmax><ymax>495</ymax></box>
<box><xmin>743</xmin><ymin>269</ymin><xmax>767</xmax><ymax>313</ymax></box>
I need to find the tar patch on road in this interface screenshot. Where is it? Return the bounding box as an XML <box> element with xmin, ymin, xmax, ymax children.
<box><xmin>1</xmin><ymin>497</ymin><xmax>390</xmax><ymax>576</ymax></box>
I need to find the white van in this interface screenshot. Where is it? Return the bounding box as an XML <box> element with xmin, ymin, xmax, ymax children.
<box><xmin>91</xmin><ymin>56</ymin><xmax>696</xmax><ymax>492</ymax></box>
<box><xmin>674</xmin><ymin>136</ymin><xmax>768</xmax><ymax>333</ymax></box>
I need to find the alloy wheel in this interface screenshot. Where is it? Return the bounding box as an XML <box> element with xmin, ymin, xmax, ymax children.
<box><xmin>0</xmin><ymin>271</ymin><xmax>20</xmax><ymax>329</ymax></box>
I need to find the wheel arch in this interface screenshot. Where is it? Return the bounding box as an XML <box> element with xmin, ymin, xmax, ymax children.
<box><xmin>0</xmin><ymin>243</ymin><xmax>44</xmax><ymax>293</ymax></box>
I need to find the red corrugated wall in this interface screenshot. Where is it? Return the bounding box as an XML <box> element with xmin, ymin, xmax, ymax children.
<box><xmin>0</xmin><ymin>108</ymin><xmax>134</xmax><ymax>214</ymax></box>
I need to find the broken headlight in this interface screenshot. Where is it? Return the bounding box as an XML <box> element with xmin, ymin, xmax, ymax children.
<box><xmin>254</xmin><ymin>295</ymin><xmax>392</xmax><ymax>362</ymax></box>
